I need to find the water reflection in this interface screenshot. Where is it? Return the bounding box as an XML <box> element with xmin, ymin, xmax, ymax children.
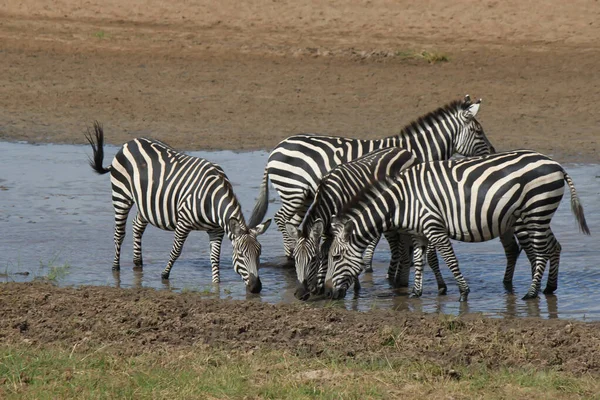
<box><xmin>0</xmin><ymin>141</ymin><xmax>598</xmax><ymax>321</ymax></box>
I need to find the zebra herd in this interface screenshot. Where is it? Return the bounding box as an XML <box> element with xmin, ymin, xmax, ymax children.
<box><xmin>87</xmin><ymin>95</ymin><xmax>590</xmax><ymax>302</ymax></box>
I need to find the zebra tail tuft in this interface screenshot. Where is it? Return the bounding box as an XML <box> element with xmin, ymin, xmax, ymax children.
<box><xmin>248</xmin><ymin>168</ymin><xmax>269</xmax><ymax>228</ymax></box>
<box><xmin>564</xmin><ymin>172</ymin><xmax>590</xmax><ymax>235</ymax></box>
<box><xmin>85</xmin><ymin>120</ymin><xmax>111</xmax><ymax>175</ymax></box>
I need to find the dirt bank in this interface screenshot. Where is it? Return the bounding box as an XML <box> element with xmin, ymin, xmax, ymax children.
<box><xmin>1</xmin><ymin>282</ymin><xmax>599</xmax><ymax>377</ymax></box>
<box><xmin>0</xmin><ymin>0</ymin><xmax>599</xmax><ymax>161</ymax></box>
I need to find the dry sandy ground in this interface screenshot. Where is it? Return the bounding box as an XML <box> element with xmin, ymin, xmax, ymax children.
<box><xmin>0</xmin><ymin>0</ymin><xmax>599</xmax><ymax>161</ymax></box>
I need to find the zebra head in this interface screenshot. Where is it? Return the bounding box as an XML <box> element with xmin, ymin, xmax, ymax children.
<box><xmin>229</xmin><ymin>217</ymin><xmax>272</xmax><ymax>293</ymax></box>
<box><xmin>324</xmin><ymin>217</ymin><xmax>364</xmax><ymax>300</ymax></box>
<box><xmin>286</xmin><ymin>220</ymin><xmax>324</xmax><ymax>301</ymax></box>
<box><xmin>453</xmin><ymin>95</ymin><xmax>496</xmax><ymax>156</ymax></box>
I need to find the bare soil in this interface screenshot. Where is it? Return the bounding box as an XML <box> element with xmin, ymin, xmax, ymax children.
<box><xmin>0</xmin><ymin>0</ymin><xmax>599</xmax><ymax>161</ymax></box>
<box><xmin>1</xmin><ymin>0</ymin><xmax>599</xmax><ymax>378</ymax></box>
<box><xmin>1</xmin><ymin>282</ymin><xmax>600</xmax><ymax>376</ymax></box>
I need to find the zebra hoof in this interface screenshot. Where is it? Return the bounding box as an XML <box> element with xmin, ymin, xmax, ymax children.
<box><xmin>503</xmin><ymin>280</ymin><xmax>515</xmax><ymax>293</ymax></box>
<box><xmin>438</xmin><ymin>285</ymin><xmax>447</xmax><ymax>296</ymax></box>
<box><xmin>161</xmin><ymin>272</ymin><xmax>170</xmax><ymax>280</ymax></box>
<box><xmin>364</xmin><ymin>266</ymin><xmax>374</xmax><ymax>273</ymax></box>
<box><xmin>410</xmin><ymin>289</ymin><xmax>422</xmax><ymax>298</ymax></box>
<box><xmin>133</xmin><ymin>260</ymin><xmax>143</xmax><ymax>269</ymax></box>
<box><xmin>112</xmin><ymin>266</ymin><xmax>121</xmax><ymax>271</ymax></box>
<box><xmin>522</xmin><ymin>292</ymin><xmax>539</xmax><ymax>300</ymax></box>
<box><xmin>543</xmin><ymin>286</ymin><xmax>557</xmax><ymax>295</ymax></box>
<box><xmin>459</xmin><ymin>292</ymin><xmax>469</xmax><ymax>302</ymax></box>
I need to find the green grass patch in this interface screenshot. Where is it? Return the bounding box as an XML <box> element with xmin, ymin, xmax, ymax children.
<box><xmin>93</xmin><ymin>30</ymin><xmax>107</xmax><ymax>39</ymax></box>
<box><xmin>0</xmin><ymin>344</ymin><xmax>597</xmax><ymax>399</ymax></box>
<box><xmin>395</xmin><ymin>49</ymin><xmax>450</xmax><ymax>64</ymax></box>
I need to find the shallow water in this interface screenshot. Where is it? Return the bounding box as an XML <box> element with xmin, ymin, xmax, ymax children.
<box><xmin>1</xmin><ymin>141</ymin><xmax>599</xmax><ymax>321</ymax></box>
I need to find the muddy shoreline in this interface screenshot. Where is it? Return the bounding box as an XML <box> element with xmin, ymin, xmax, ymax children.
<box><xmin>2</xmin><ymin>282</ymin><xmax>599</xmax><ymax>377</ymax></box>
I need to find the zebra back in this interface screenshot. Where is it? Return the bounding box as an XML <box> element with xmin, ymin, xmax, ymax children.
<box><xmin>301</xmin><ymin>147</ymin><xmax>417</xmax><ymax>237</ymax></box>
<box><xmin>111</xmin><ymin>137</ymin><xmax>246</xmax><ymax>235</ymax></box>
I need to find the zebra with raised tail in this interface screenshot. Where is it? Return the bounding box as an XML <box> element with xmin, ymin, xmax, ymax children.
<box><xmin>286</xmin><ymin>147</ymin><xmax>447</xmax><ymax>300</ymax></box>
<box><xmin>86</xmin><ymin>122</ymin><xmax>271</xmax><ymax>293</ymax></box>
<box><xmin>325</xmin><ymin>150</ymin><xmax>590</xmax><ymax>301</ymax></box>
<box><xmin>248</xmin><ymin>95</ymin><xmax>507</xmax><ymax>263</ymax></box>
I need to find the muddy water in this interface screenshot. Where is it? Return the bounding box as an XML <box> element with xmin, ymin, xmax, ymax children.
<box><xmin>1</xmin><ymin>142</ymin><xmax>598</xmax><ymax>321</ymax></box>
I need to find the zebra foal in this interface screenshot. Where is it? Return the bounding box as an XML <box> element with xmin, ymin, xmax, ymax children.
<box><xmin>325</xmin><ymin>150</ymin><xmax>590</xmax><ymax>301</ymax></box>
<box><xmin>86</xmin><ymin>122</ymin><xmax>271</xmax><ymax>293</ymax></box>
<box><xmin>287</xmin><ymin>147</ymin><xmax>447</xmax><ymax>300</ymax></box>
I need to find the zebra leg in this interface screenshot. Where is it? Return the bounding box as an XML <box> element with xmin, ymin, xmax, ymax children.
<box><xmin>161</xmin><ymin>223</ymin><xmax>192</xmax><ymax>280</ymax></box>
<box><xmin>543</xmin><ymin>231</ymin><xmax>561</xmax><ymax>295</ymax></box>
<box><xmin>410</xmin><ymin>240</ymin><xmax>427</xmax><ymax>298</ymax></box>
<box><xmin>132</xmin><ymin>213</ymin><xmax>148</xmax><ymax>269</ymax></box>
<box><xmin>207</xmin><ymin>229</ymin><xmax>225</xmax><ymax>284</ymax></box>
<box><xmin>385</xmin><ymin>231</ymin><xmax>409</xmax><ymax>287</ymax></box>
<box><xmin>522</xmin><ymin>230</ymin><xmax>553</xmax><ymax>300</ymax></box>
<box><xmin>501</xmin><ymin>228</ymin><xmax>522</xmax><ymax>288</ymax></box>
<box><xmin>112</xmin><ymin>201</ymin><xmax>133</xmax><ymax>271</ymax></box>
<box><xmin>274</xmin><ymin>191</ymin><xmax>312</xmax><ymax>259</ymax></box>
<box><xmin>362</xmin><ymin>235</ymin><xmax>381</xmax><ymax>273</ymax></box>
<box><xmin>426</xmin><ymin>245</ymin><xmax>447</xmax><ymax>295</ymax></box>
<box><xmin>409</xmin><ymin>235</ymin><xmax>431</xmax><ymax>297</ymax></box>
<box><xmin>433</xmin><ymin>236</ymin><xmax>470</xmax><ymax>302</ymax></box>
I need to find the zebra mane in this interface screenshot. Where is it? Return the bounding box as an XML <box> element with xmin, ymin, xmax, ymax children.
<box><xmin>216</xmin><ymin>169</ymin><xmax>249</xmax><ymax>228</ymax></box>
<box><xmin>335</xmin><ymin>176</ymin><xmax>393</xmax><ymax>224</ymax></box>
<box><xmin>396</xmin><ymin>98</ymin><xmax>466</xmax><ymax>138</ymax></box>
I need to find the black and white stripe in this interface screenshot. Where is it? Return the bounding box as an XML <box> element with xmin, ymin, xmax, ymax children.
<box><xmin>249</xmin><ymin>95</ymin><xmax>496</xmax><ymax>260</ymax></box>
<box><xmin>286</xmin><ymin>147</ymin><xmax>448</xmax><ymax>300</ymax></box>
<box><xmin>325</xmin><ymin>150</ymin><xmax>590</xmax><ymax>301</ymax></box>
<box><xmin>86</xmin><ymin>122</ymin><xmax>271</xmax><ymax>293</ymax></box>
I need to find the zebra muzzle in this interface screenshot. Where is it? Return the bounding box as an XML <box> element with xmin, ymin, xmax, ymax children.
<box><xmin>246</xmin><ymin>274</ymin><xmax>262</xmax><ymax>294</ymax></box>
<box><xmin>294</xmin><ymin>280</ymin><xmax>310</xmax><ymax>301</ymax></box>
<box><xmin>324</xmin><ymin>280</ymin><xmax>347</xmax><ymax>300</ymax></box>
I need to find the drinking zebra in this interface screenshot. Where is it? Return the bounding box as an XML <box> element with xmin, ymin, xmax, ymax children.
<box><xmin>286</xmin><ymin>147</ymin><xmax>447</xmax><ymax>300</ymax></box>
<box><xmin>85</xmin><ymin>122</ymin><xmax>271</xmax><ymax>293</ymax></box>
<box><xmin>249</xmin><ymin>95</ymin><xmax>510</xmax><ymax>266</ymax></box>
<box><xmin>325</xmin><ymin>150</ymin><xmax>590</xmax><ymax>301</ymax></box>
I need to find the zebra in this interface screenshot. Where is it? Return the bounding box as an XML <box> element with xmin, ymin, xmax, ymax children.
<box><xmin>324</xmin><ymin>150</ymin><xmax>590</xmax><ymax>301</ymax></box>
<box><xmin>286</xmin><ymin>147</ymin><xmax>447</xmax><ymax>300</ymax></box>
<box><xmin>249</xmin><ymin>94</ymin><xmax>506</xmax><ymax>266</ymax></box>
<box><xmin>85</xmin><ymin>121</ymin><xmax>272</xmax><ymax>293</ymax></box>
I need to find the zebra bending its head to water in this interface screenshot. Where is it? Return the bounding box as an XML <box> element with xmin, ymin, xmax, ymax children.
<box><xmin>325</xmin><ymin>150</ymin><xmax>590</xmax><ymax>301</ymax></box>
<box><xmin>249</xmin><ymin>95</ymin><xmax>496</xmax><ymax>260</ymax></box>
<box><xmin>285</xmin><ymin>147</ymin><xmax>434</xmax><ymax>300</ymax></box>
<box><xmin>85</xmin><ymin>122</ymin><xmax>272</xmax><ymax>293</ymax></box>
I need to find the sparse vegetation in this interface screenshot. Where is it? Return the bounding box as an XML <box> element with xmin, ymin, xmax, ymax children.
<box><xmin>395</xmin><ymin>49</ymin><xmax>450</xmax><ymax>64</ymax></box>
<box><xmin>93</xmin><ymin>30</ymin><xmax>106</xmax><ymax>39</ymax></box>
<box><xmin>0</xmin><ymin>344</ymin><xmax>596</xmax><ymax>399</ymax></box>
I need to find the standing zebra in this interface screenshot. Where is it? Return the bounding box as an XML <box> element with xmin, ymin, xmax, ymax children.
<box><xmin>286</xmin><ymin>147</ymin><xmax>447</xmax><ymax>300</ymax></box>
<box><xmin>86</xmin><ymin>122</ymin><xmax>271</xmax><ymax>293</ymax></box>
<box><xmin>249</xmin><ymin>95</ymin><xmax>502</xmax><ymax>263</ymax></box>
<box><xmin>325</xmin><ymin>150</ymin><xmax>590</xmax><ymax>301</ymax></box>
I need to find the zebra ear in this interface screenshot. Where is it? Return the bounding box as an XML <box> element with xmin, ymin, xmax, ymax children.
<box><xmin>463</xmin><ymin>94</ymin><xmax>472</xmax><ymax>106</ymax></box>
<box><xmin>310</xmin><ymin>219</ymin><xmax>324</xmax><ymax>242</ymax></box>
<box><xmin>229</xmin><ymin>217</ymin><xmax>244</xmax><ymax>237</ymax></box>
<box><xmin>253</xmin><ymin>218</ymin><xmax>272</xmax><ymax>236</ymax></box>
<box><xmin>342</xmin><ymin>220</ymin><xmax>354</xmax><ymax>242</ymax></box>
<box><xmin>464</xmin><ymin>101</ymin><xmax>481</xmax><ymax>119</ymax></box>
<box><xmin>285</xmin><ymin>222</ymin><xmax>299</xmax><ymax>240</ymax></box>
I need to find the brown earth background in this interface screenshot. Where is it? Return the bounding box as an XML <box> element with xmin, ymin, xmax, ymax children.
<box><xmin>1</xmin><ymin>0</ymin><xmax>600</xmax><ymax>381</ymax></box>
<box><xmin>0</xmin><ymin>0</ymin><xmax>599</xmax><ymax>161</ymax></box>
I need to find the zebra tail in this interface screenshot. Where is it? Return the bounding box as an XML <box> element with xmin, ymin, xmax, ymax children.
<box><xmin>84</xmin><ymin>120</ymin><xmax>111</xmax><ymax>175</ymax></box>
<box><xmin>248</xmin><ymin>168</ymin><xmax>270</xmax><ymax>228</ymax></box>
<box><xmin>564</xmin><ymin>172</ymin><xmax>590</xmax><ymax>235</ymax></box>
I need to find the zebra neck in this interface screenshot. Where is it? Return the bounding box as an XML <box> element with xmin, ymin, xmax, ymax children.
<box><xmin>394</xmin><ymin>114</ymin><xmax>455</xmax><ymax>161</ymax></box>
